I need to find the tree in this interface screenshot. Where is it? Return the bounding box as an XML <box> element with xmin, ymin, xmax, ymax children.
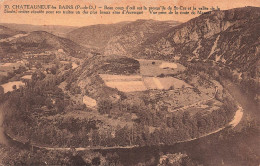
<box><xmin>50</xmin><ymin>66</ymin><xmax>57</xmax><ymax>75</ymax></box>
<box><xmin>0</xmin><ymin>86</ymin><xmax>4</xmax><ymax>95</ymax></box>
<box><xmin>166</xmin><ymin>116</ymin><xmax>173</xmax><ymax>127</ymax></box>
<box><xmin>182</xmin><ymin>111</ymin><xmax>191</xmax><ymax>125</ymax></box>
<box><xmin>12</xmin><ymin>85</ymin><xmax>17</xmax><ymax>90</ymax></box>
<box><xmin>35</xmin><ymin>62</ymin><xmax>42</xmax><ymax>69</ymax></box>
<box><xmin>0</xmin><ymin>76</ymin><xmax>8</xmax><ymax>84</ymax></box>
<box><xmin>98</xmin><ymin>99</ymin><xmax>112</xmax><ymax>114</ymax></box>
<box><xmin>92</xmin><ymin>157</ymin><xmax>101</xmax><ymax>165</ymax></box>
<box><xmin>169</xmin><ymin>85</ymin><xmax>175</xmax><ymax>90</ymax></box>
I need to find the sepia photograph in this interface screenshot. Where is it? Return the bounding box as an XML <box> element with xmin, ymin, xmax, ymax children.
<box><xmin>0</xmin><ymin>0</ymin><xmax>259</xmax><ymax>165</ymax></box>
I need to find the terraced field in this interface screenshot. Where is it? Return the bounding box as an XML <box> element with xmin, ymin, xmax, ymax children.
<box><xmin>100</xmin><ymin>74</ymin><xmax>190</xmax><ymax>92</ymax></box>
<box><xmin>99</xmin><ymin>59</ymin><xmax>189</xmax><ymax>92</ymax></box>
<box><xmin>99</xmin><ymin>74</ymin><xmax>147</xmax><ymax>92</ymax></box>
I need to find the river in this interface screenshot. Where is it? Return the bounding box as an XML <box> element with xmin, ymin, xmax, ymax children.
<box><xmin>95</xmin><ymin>81</ymin><xmax>259</xmax><ymax>166</ymax></box>
<box><xmin>0</xmin><ymin>82</ymin><xmax>258</xmax><ymax>165</ymax></box>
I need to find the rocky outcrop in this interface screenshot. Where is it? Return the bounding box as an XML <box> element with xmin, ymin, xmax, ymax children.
<box><xmin>137</xmin><ymin>7</ymin><xmax>260</xmax><ymax>76</ymax></box>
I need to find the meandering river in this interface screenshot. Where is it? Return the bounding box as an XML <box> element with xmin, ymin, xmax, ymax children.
<box><xmin>96</xmin><ymin>82</ymin><xmax>258</xmax><ymax>165</ymax></box>
<box><xmin>0</xmin><ymin>81</ymin><xmax>258</xmax><ymax>165</ymax></box>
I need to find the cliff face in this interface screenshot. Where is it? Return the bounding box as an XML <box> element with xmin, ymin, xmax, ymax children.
<box><xmin>137</xmin><ymin>7</ymin><xmax>260</xmax><ymax>75</ymax></box>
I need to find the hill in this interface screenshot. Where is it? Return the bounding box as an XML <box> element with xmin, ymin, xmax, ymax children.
<box><xmin>104</xmin><ymin>19</ymin><xmax>180</xmax><ymax>56</ymax></box>
<box><xmin>137</xmin><ymin>7</ymin><xmax>260</xmax><ymax>77</ymax></box>
<box><xmin>0</xmin><ymin>23</ymin><xmax>77</xmax><ymax>37</ymax></box>
<box><xmin>67</xmin><ymin>20</ymin><xmax>180</xmax><ymax>54</ymax></box>
<box><xmin>0</xmin><ymin>25</ymin><xmax>25</xmax><ymax>39</ymax></box>
<box><xmin>1</xmin><ymin>31</ymin><xmax>91</xmax><ymax>58</ymax></box>
<box><xmin>67</xmin><ymin>22</ymin><xmax>129</xmax><ymax>49</ymax></box>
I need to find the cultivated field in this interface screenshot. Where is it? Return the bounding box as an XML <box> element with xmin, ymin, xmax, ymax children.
<box><xmin>60</xmin><ymin>61</ymin><xmax>78</xmax><ymax>69</ymax></box>
<box><xmin>21</xmin><ymin>75</ymin><xmax>32</xmax><ymax>80</ymax></box>
<box><xmin>1</xmin><ymin>81</ymin><xmax>25</xmax><ymax>93</ymax></box>
<box><xmin>100</xmin><ymin>74</ymin><xmax>191</xmax><ymax>92</ymax></box>
<box><xmin>154</xmin><ymin>77</ymin><xmax>191</xmax><ymax>90</ymax></box>
<box><xmin>72</xmin><ymin>62</ymin><xmax>78</xmax><ymax>69</ymax></box>
<box><xmin>0</xmin><ymin>62</ymin><xmax>25</xmax><ymax>72</ymax></box>
<box><xmin>83</xmin><ymin>95</ymin><xmax>97</xmax><ymax>108</ymax></box>
<box><xmin>105</xmin><ymin>81</ymin><xmax>147</xmax><ymax>92</ymax></box>
<box><xmin>99</xmin><ymin>74</ymin><xmax>142</xmax><ymax>82</ymax></box>
<box><xmin>137</xmin><ymin>59</ymin><xmax>185</xmax><ymax>76</ymax></box>
<box><xmin>0</xmin><ymin>71</ymin><xmax>8</xmax><ymax>77</ymax></box>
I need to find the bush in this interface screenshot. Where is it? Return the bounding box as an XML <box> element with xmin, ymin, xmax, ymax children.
<box><xmin>98</xmin><ymin>99</ymin><xmax>112</xmax><ymax>114</ymax></box>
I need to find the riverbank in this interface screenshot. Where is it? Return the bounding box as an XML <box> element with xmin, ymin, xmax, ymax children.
<box><xmin>176</xmin><ymin>105</ymin><xmax>243</xmax><ymax>144</ymax></box>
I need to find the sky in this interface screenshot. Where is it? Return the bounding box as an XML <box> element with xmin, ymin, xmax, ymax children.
<box><xmin>0</xmin><ymin>0</ymin><xmax>259</xmax><ymax>26</ymax></box>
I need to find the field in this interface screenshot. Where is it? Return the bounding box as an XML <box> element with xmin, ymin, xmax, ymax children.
<box><xmin>99</xmin><ymin>74</ymin><xmax>147</xmax><ymax>92</ymax></box>
<box><xmin>0</xmin><ymin>64</ymin><xmax>13</xmax><ymax>73</ymax></box>
<box><xmin>99</xmin><ymin>59</ymin><xmax>188</xmax><ymax>92</ymax></box>
<box><xmin>1</xmin><ymin>81</ymin><xmax>25</xmax><ymax>93</ymax></box>
<box><xmin>0</xmin><ymin>72</ymin><xmax>8</xmax><ymax>77</ymax></box>
<box><xmin>82</xmin><ymin>95</ymin><xmax>97</xmax><ymax>108</ymax></box>
<box><xmin>137</xmin><ymin>59</ymin><xmax>185</xmax><ymax>76</ymax></box>
<box><xmin>21</xmin><ymin>75</ymin><xmax>32</xmax><ymax>80</ymax></box>
<box><xmin>0</xmin><ymin>62</ymin><xmax>25</xmax><ymax>72</ymax></box>
<box><xmin>99</xmin><ymin>74</ymin><xmax>142</xmax><ymax>82</ymax></box>
<box><xmin>105</xmin><ymin>81</ymin><xmax>147</xmax><ymax>92</ymax></box>
<box><xmin>72</xmin><ymin>62</ymin><xmax>78</xmax><ymax>69</ymax></box>
<box><xmin>60</xmin><ymin>61</ymin><xmax>79</xmax><ymax>69</ymax></box>
<box><xmin>100</xmin><ymin>74</ymin><xmax>191</xmax><ymax>92</ymax></box>
<box><xmin>151</xmin><ymin>77</ymin><xmax>191</xmax><ymax>90</ymax></box>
